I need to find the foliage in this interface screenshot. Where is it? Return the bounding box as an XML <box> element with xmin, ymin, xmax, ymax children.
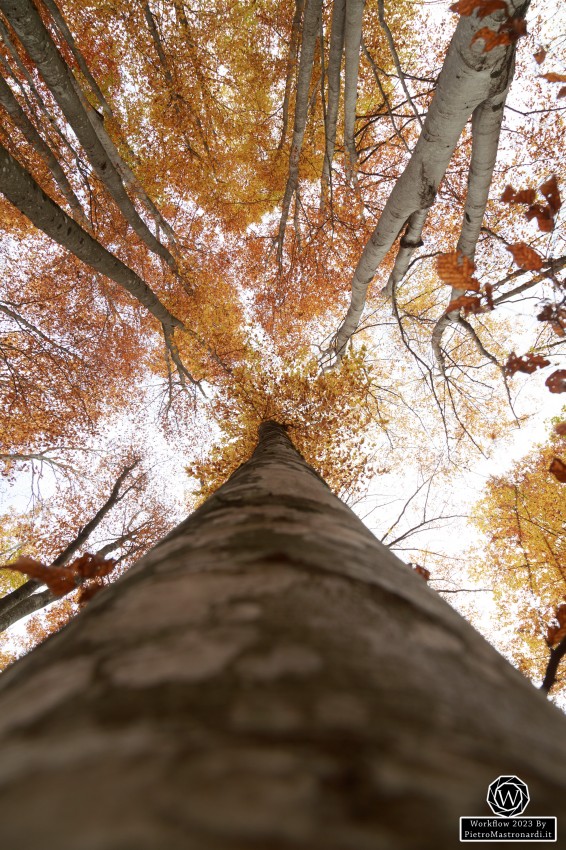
<box><xmin>471</xmin><ymin>418</ymin><xmax>566</xmax><ymax>693</ymax></box>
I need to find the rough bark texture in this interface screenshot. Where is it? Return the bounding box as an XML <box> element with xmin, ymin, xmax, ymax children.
<box><xmin>0</xmin><ymin>421</ymin><xmax>566</xmax><ymax>849</ymax></box>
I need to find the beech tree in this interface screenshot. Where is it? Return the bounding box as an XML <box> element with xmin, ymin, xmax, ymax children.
<box><xmin>0</xmin><ymin>421</ymin><xmax>566</xmax><ymax>847</ymax></box>
<box><xmin>1</xmin><ymin>0</ymin><xmax>566</xmax><ymax>840</ymax></box>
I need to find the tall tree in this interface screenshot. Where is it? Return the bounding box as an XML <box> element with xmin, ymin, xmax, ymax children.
<box><xmin>0</xmin><ymin>0</ymin><xmax>565</xmax><ymax>836</ymax></box>
<box><xmin>0</xmin><ymin>421</ymin><xmax>566</xmax><ymax>847</ymax></box>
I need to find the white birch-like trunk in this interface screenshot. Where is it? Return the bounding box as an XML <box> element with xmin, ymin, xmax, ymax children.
<box><xmin>332</xmin><ymin>2</ymin><xmax>522</xmax><ymax>359</ymax></box>
<box><xmin>0</xmin><ymin>421</ymin><xmax>565</xmax><ymax>848</ymax></box>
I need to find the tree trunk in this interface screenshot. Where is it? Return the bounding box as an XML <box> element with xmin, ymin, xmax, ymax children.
<box><xmin>0</xmin><ymin>421</ymin><xmax>565</xmax><ymax>848</ymax></box>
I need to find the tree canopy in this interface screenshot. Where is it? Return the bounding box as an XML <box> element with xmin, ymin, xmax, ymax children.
<box><xmin>0</xmin><ymin>0</ymin><xmax>565</xmax><ymax>691</ymax></box>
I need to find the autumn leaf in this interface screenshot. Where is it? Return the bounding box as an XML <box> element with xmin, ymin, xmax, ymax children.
<box><xmin>540</xmin><ymin>72</ymin><xmax>566</xmax><ymax>84</ymax></box>
<box><xmin>504</xmin><ymin>352</ymin><xmax>550</xmax><ymax>377</ymax></box>
<box><xmin>472</xmin><ymin>26</ymin><xmax>512</xmax><ymax>51</ymax></box>
<box><xmin>506</xmin><ymin>242</ymin><xmax>544</xmax><ymax>271</ymax></box>
<box><xmin>537</xmin><ymin>304</ymin><xmax>566</xmax><ymax>337</ymax></box>
<box><xmin>500</xmin><ymin>185</ymin><xmax>536</xmax><ymax>205</ymax></box>
<box><xmin>554</xmin><ymin>422</ymin><xmax>566</xmax><ymax>436</ymax></box>
<box><xmin>533</xmin><ymin>48</ymin><xmax>547</xmax><ymax>65</ymax></box>
<box><xmin>559</xmin><ymin>87</ymin><xmax>566</xmax><ymax>99</ymax></box>
<box><xmin>547</xmin><ymin>603</ymin><xmax>566</xmax><ymax>645</ymax></box>
<box><xmin>545</xmin><ymin>370</ymin><xmax>566</xmax><ymax>393</ymax></box>
<box><xmin>450</xmin><ymin>0</ymin><xmax>507</xmax><ymax>16</ymax></box>
<box><xmin>549</xmin><ymin>458</ymin><xmax>566</xmax><ymax>484</ymax></box>
<box><xmin>3</xmin><ymin>553</ymin><xmax>115</xmax><ymax>596</ymax></box>
<box><xmin>540</xmin><ymin>175</ymin><xmax>561</xmax><ymax>214</ymax></box>
<box><xmin>472</xmin><ymin>17</ymin><xmax>526</xmax><ymax>52</ymax></box>
<box><xmin>411</xmin><ymin>563</ymin><xmax>431</xmax><ymax>581</ymax></box>
<box><xmin>524</xmin><ymin>203</ymin><xmax>555</xmax><ymax>232</ymax></box>
<box><xmin>437</xmin><ymin>251</ymin><xmax>479</xmax><ymax>289</ymax></box>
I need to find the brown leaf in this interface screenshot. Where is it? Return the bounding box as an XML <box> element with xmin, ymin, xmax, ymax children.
<box><xmin>411</xmin><ymin>563</ymin><xmax>431</xmax><ymax>581</ymax></box>
<box><xmin>549</xmin><ymin>457</ymin><xmax>566</xmax><ymax>483</ymax></box>
<box><xmin>504</xmin><ymin>351</ymin><xmax>550</xmax><ymax>376</ymax></box>
<box><xmin>540</xmin><ymin>175</ymin><xmax>561</xmax><ymax>215</ymax></box>
<box><xmin>472</xmin><ymin>26</ymin><xmax>512</xmax><ymax>51</ymax></box>
<box><xmin>500</xmin><ymin>185</ymin><xmax>537</xmax><ymax>205</ymax></box>
<box><xmin>525</xmin><ymin>203</ymin><xmax>555</xmax><ymax>232</ymax></box>
<box><xmin>547</xmin><ymin>603</ymin><xmax>566</xmax><ymax>645</ymax></box>
<box><xmin>540</xmin><ymin>72</ymin><xmax>566</xmax><ymax>83</ymax></box>
<box><xmin>554</xmin><ymin>422</ymin><xmax>566</xmax><ymax>436</ymax></box>
<box><xmin>533</xmin><ymin>48</ymin><xmax>547</xmax><ymax>65</ymax></box>
<box><xmin>545</xmin><ymin>369</ymin><xmax>566</xmax><ymax>393</ymax></box>
<box><xmin>450</xmin><ymin>0</ymin><xmax>506</xmax><ymax>15</ymax></box>
<box><xmin>537</xmin><ymin>303</ymin><xmax>566</xmax><ymax>337</ymax></box>
<box><xmin>3</xmin><ymin>556</ymin><xmax>77</xmax><ymax>596</ymax></box>
<box><xmin>437</xmin><ymin>251</ymin><xmax>478</xmax><ymax>289</ymax></box>
<box><xmin>446</xmin><ymin>294</ymin><xmax>482</xmax><ymax>314</ymax></box>
<box><xmin>559</xmin><ymin>86</ymin><xmax>566</xmax><ymax>99</ymax></box>
<box><xmin>506</xmin><ymin>242</ymin><xmax>544</xmax><ymax>271</ymax></box>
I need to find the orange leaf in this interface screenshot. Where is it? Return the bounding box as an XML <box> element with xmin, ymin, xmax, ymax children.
<box><xmin>533</xmin><ymin>48</ymin><xmax>547</xmax><ymax>65</ymax></box>
<box><xmin>472</xmin><ymin>26</ymin><xmax>512</xmax><ymax>51</ymax></box>
<box><xmin>4</xmin><ymin>556</ymin><xmax>76</xmax><ymax>596</ymax></box>
<box><xmin>504</xmin><ymin>352</ymin><xmax>550</xmax><ymax>376</ymax></box>
<box><xmin>436</xmin><ymin>251</ymin><xmax>479</xmax><ymax>289</ymax></box>
<box><xmin>540</xmin><ymin>72</ymin><xmax>566</xmax><ymax>83</ymax></box>
<box><xmin>411</xmin><ymin>563</ymin><xmax>431</xmax><ymax>581</ymax></box>
<box><xmin>546</xmin><ymin>370</ymin><xmax>566</xmax><ymax>393</ymax></box>
<box><xmin>446</xmin><ymin>294</ymin><xmax>483</xmax><ymax>315</ymax></box>
<box><xmin>506</xmin><ymin>242</ymin><xmax>544</xmax><ymax>271</ymax></box>
<box><xmin>540</xmin><ymin>175</ymin><xmax>561</xmax><ymax>214</ymax></box>
<box><xmin>549</xmin><ymin>457</ymin><xmax>566</xmax><ymax>483</ymax></box>
<box><xmin>547</xmin><ymin>604</ymin><xmax>566</xmax><ymax>644</ymax></box>
<box><xmin>450</xmin><ymin>0</ymin><xmax>507</xmax><ymax>15</ymax></box>
<box><xmin>554</xmin><ymin>422</ymin><xmax>566</xmax><ymax>436</ymax></box>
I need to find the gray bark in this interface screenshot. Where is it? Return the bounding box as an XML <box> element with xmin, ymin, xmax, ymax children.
<box><xmin>40</xmin><ymin>0</ymin><xmax>113</xmax><ymax>118</ymax></box>
<box><xmin>0</xmin><ymin>71</ymin><xmax>89</xmax><ymax>226</ymax></box>
<box><xmin>0</xmin><ymin>0</ymin><xmax>178</xmax><ymax>271</ymax></box>
<box><xmin>0</xmin><ymin>141</ymin><xmax>182</xmax><ymax>333</ymax></box>
<box><xmin>0</xmin><ymin>420</ymin><xmax>565</xmax><ymax>848</ymax></box>
<box><xmin>343</xmin><ymin>0</ymin><xmax>364</xmax><ymax>178</ymax></box>
<box><xmin>277</xmin><ymin>0</ymin><xmax>323</xmax><ymax>262</ymax></box>
<box><xmin>320</xmin><ymin>0</ymin><xmax>345</xmax><ymax>208</ymax></box>
<box><xmin>278</xmin><ymin>0</ymin><xmax>305</xmax><ymax>151</ymax></box>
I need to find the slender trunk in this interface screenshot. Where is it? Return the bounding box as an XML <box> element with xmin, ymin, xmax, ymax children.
<box><xmin>277</xmin><ymin>0</ymin><xmax>323</xmax><ymax>262</ymax></box>
<box><xmin>320</xmin><ymin>0</ymin><xmax>345</xmax><ymax>210</ymax></box>
<box><xmin>0</xmin><ymin>72</ymin><xmax>89</xmax><ymax>226</ymax></box>
<box><xmin>343</xmin><ymin>0</ymin><xmax>364</xmax><ymax>180</ymax></box>
<box><xmin>0</xmin><ymin>0</ymin><xmax>178</xmax><ymax>271</ymax></box>
<box><xmin>0</xmin><ymin>141</ymin><xmax>183</xmax><ymax>332</ymax></box>
<box><xmin>0</xmin><ymin>421</ymin><xmax>565</xmax><ymax>848</ymax></box>
<box><xmin>332</xmin><ymin>4</ymin><xmax>520</xmax><ymax>360</ymax></box>
<box><xmin>278</xmin><ymin>0</ymin><xmax>305</xmax><ymax>151</ymax></box>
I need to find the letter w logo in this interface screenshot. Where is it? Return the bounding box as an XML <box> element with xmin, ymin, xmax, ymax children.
<box><xmin>496</xmin><ymin>788</ymin><xmax>520</xmax><ymax>807</ymax></box>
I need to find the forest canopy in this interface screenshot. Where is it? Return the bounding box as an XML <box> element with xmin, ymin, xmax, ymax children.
<box><xmin>0</xmin><ymin>0</ymin><xmax>565</xmax><ymax>694</ymax></box>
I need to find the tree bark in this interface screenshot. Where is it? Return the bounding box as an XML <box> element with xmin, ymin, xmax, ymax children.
<box><xmin>0</xmin><ymin>420</ymin><xmax>565</xmax><ymax>848</ymax></box>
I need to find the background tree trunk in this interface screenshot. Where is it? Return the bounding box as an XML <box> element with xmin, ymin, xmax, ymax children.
<box><xmin>0</xmin><ymin>421</ymin><xmax>565</xmax><ymax>848</ymax></box>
